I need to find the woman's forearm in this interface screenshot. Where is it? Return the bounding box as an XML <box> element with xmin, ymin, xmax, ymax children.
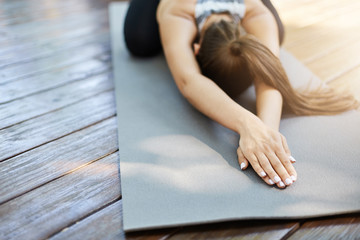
<box><xmin>255</xmin><ymin>81</ymin><xmax>283</xmax><ymax>130</ymax></box>
<box><xmin>180</xmin><ymin>73</ymin><xmax>257</xmax><ymax>135</ymax></box>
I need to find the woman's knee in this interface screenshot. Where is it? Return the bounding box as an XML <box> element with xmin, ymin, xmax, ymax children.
<box><xmin>124</xmin><ymin>25</ymin><xmax>162</xmax><ymax>57</ymax></box>
<box><xmin>123</xmin><ymin>0</ymin><xmax>162</xmax><ymax>57</ymax></box>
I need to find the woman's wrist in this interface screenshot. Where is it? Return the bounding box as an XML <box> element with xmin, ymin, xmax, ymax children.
<box><xmin>235</xmin><ymin>110</ymin><xmax>261</xmax><ymax>136</ymax></box>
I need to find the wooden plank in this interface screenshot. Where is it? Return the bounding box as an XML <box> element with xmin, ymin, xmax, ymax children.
<box><xmin>285</xmin><ymin>33</ymin><xmax>360</xmax><ymax>64</ymax></box>
<box><xmin>49</xmin><ymin>201</ymin><xmax>126</xmax><ymax>240</ymax></box>
<box><xmin>167</xmin><ymin>221</ymin><xmax>300</xmax><ymax>239</ymax></box>
<box><xmin>274</xmin><ymin>0</ymin><xmax>338</xmax><ymax>11</ymax></box>
<box><xmin>0</xmin><ymin>58</ymin><xmax>110</xmax><ymax>104</ymax></box>
<box><xmin>328</xmin><ymin>66</ymin><xmax>360</xmax><ymax>100</ymax></box>
<box><xmin>0</xmin><ymin>9</ymin><xmax>107</xmax><ymax>46</ymax></box>
<box><xmin>272</xmin><ymin>0</ymin><xmax>313</xmax><ymax>12</ymax></box>
<box><xmin>281</xmin><ymin>1</ymin><xmax>360</xmax><ymax>64</ymax></box>
<box><xmin>305</xmin><ymin>40</ymin><xmax>360</xmax><ymax>82</ymax></box>
<box><xmin>274</xmin><ymin>0</ymin><xmax>360</xmax><ymax>30</ymax></box>
<box><xmin>48</xmin><ymin>200</ymin><xmax>180</xmax><ymax>240</ymax></box>
<box><xmin>274</xmin><ymin>0</ymin><xmax>360</xmax><ymax>82</ymax></box>
<box><xmin>0</xmin><ymin>0</ymin><xmax>110</xmax><ymax>27</ymax></box>
<box><xmin>0</xmin><ymin>28</ymin><xmax>109</xmax><ymax>69</ymax></box>
<box><xmin>287</xmin><ymin>217</ymin><xmax>360</xmax><ymax>239</ymax></box>
<box><xmin>0</xmin><ymin>0</ymin><xmax>77</xmax><ymax>12</ymax></box>
<box><xmin>0</xmin><ymin>41</ymin><xmax>110</xmax><ymax>84</ymax></box>
<box><xmin>0</xmin><ymin>90</ymin><xmax>116</xmax><ymax>162</ymax></box>
<box><xmin>282</xmin><ymin>7</ymin><xmax>360</xmax><ymax>49</ymax></box>
<box><xmin>0</xmin><ymin>117</ymin><xmax>118</xmax><ymax>204</ymax></box>
<box><xmin>0</xmin><ymin>6</ymin><xmax>106</xmax><ymax>35</ymax></box>
<box><xmin>0</xmin><ymin>0</ymin><xmax>30</xmax><ymax>11</ymax></box>
<box><xmin>0</xmin><ymin>1</ymin><xmax>85</xmax><ymax>24</ymax></box>
<box><xmin>0</xmin><ymin>15</ymin><xmax>108</xmax><ymax>55</ymax></box>
<box><xmin>0</xmin><ymin>153</ymin><xmax>121</xmax><ymax>240</ymax></box>
<box><xmin>0</xmin><ymin>72</ymin><xmax>113</xmax><ymax>129</ymax></box>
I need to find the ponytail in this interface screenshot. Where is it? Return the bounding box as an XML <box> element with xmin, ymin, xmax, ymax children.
<box><xmin>197</xmin><ymin>20</ymin><xmax>359</xmax><ymax>115</ymax></box>
<box><xmin>232</xmin><ymin>36</ymin><xmax>359</xmax><ymax>115</ymax></box>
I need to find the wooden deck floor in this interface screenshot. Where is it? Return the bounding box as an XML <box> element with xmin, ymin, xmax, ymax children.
<box><xmin>0</xmin><ymin>0</ymin><xmax>359</xmax><ymax>239</ymax></box>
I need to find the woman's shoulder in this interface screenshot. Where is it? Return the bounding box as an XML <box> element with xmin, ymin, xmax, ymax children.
<box><xmin>243</xmin><ymin>0</ymin><xmax>268</xmax><ymax>14</ymax></box>
<box><xmin>157</xmin><ymin>0</ymin><xmax>196</xmax><ymax>21</ymax></box>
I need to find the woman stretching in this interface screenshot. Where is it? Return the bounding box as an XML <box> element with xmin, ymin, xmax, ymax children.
<box><xmin>124</xmin><ymin>0</ymin><xmax>359</xmax><ymax>188</ymax></box>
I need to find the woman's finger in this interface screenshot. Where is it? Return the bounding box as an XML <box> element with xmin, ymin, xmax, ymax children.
<box><xmin>256</xmin><ymin>153</ymin><xmax>286</xmax><ymax>188</ymax></box>
<box><xmin>266</xmin><ymin>152</ymin><xmax>293</xmax><ymax>187</ymax></box>
<box><xmin>244</xmin><ymin>153</ymin><xmax>268</xmax><ymax>179</ymax></box>
<box><xmin>276</xmin><ymin>150</ymin><xmax>297</xmax><ymax>182</ymax></box>
<box><xmin>280</xmin><ymin>134</ymin><xmax>291</xmax><ymax>156</ymax></box>
<box><xmin>263</xmin><ymin>176</ymin><xmax>275</xmax><ymax>186</ymax></box>
<box><xmin>237</xmin><ymin>147</ymin><xmax>249</xmax><ymax>170</ymax></box>
<box><xmin>289</xmin><ymin>155</ymin><xmax>297</xmax><ymax>163</ymax></box>
<box><xmin>280</xmin><ymin>135</ymin><xmax>297</xmax><ymax>163</ymax></box>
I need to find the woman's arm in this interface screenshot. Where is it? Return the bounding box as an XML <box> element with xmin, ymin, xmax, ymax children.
<box><xmin>242</xmin><ymin>0</ymin><xmax>283</xmax><ymax>130</ymax></box>
<box><xmin>157</xmin><ymin>10</ymin><xmax>254</xmax><ymax>135</ymax></box>
<box><xmin>239</xmin><ymin>0</ymin><xmax>296</xmax><ymax>185</ymax></box>
<box><xmin>255</xmin><ymin>80</ymin><xmax>283</xmax><ymax>131</ymax></box>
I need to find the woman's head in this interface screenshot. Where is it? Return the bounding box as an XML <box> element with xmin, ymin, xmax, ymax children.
<box><xmin>196</xmin><ymin>20</ymin><xmax>253</xmax><ymax>97</ymax></box>
<box><xmin>195</xmin><ymin>19</ymin><xmax>359</xmax><ymax>115</ymax></box>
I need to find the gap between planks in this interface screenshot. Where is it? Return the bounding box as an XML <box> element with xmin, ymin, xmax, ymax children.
<box><xmin>0</xmin><ymin>107</ymin><xmax>116</xmax><ymax>163</ymax></box>
<box><xmin>0</xmin><ymin>62</ymin><xmax>111</xmax><ymax>105</ymax></box>
<box><xmin>0</xmin><ymin>153</ymin><xmax>121</xmax><ymax>240</ymax></box>
<box><xmin>0</xmin><ymin>72</ymin><xmax>114</xmax><ymax>129</ymax></box>
<box><xmin>0</xmin><ymin>116</ymin><xmax>119</xmax><ymax>204</ymax></box>
<box><xmin>0</xmin><ymin>88</ymin><xmax>114</xmax><ymax>131</ymax></box>
<box><xmin>0</xmin><ymin>1</ymin><xmax>111</xmax><ymax>27</ymax></box>
<box><xmin>0</xmin><ymin>148</ymin><xmax>119</xmax><ymax>205</ymax></box>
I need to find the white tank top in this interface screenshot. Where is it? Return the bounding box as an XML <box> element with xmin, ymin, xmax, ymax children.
<box><xmin>195</xmin><ymin>0</ymin><xmax>246</xmax><ymax>32</ymax></box>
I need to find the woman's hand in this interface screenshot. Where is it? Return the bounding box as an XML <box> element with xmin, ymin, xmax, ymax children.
<box><xmin>237</xmin><ymin>115</ymin><xmax>297</xmax><ymax>188</ymax></box>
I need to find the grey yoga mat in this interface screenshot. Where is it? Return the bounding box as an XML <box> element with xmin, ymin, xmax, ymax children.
<box><xmin>110</xmin><ymin>2</ymin><xmax>360</xmax><ymax>232</ymax></box>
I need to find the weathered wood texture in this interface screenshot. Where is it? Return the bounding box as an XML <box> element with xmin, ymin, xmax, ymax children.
<box><xmin>0</xmin><ymin>42</ymin><xmax>110</xmax><ymax>84</ymax></box>
<box><xmin>0</xmin><ymin>59</ymin><xmax>110</xmax><ymax>104</ymax></box>
<box><xmin>273</xmin><ymin>0</ymin><xmax>360</xmax><ymax>100</ymax></box>
<box><xmin>168</xmin><ymin>221</ymin><xmax>300</xmax><ymax>240</ymax></box>
<box><xmin>287</xmin><ymin>217</ymin><xmax>360</xmax><ymax>240</ymax></box>
<box><xmin>0</xmin><ymin>91</ymin><xmax>116</xmax><ymax>161</ymax></box>
<box><xmin>1</xmin><ymin>0</ymin><xmax>360</xmax><ymax>239</ymax></box>
<box><xmin>0</xmin><ymin>73</ymin><xmax>113</xmax><ymax>129</ymax></box>
<box><xmin>49</xmin><ymin>200</ymin><xmax>180</xmax><ymax>240</ymax></box>
<box><xmin>0</xmin><ymin>153</ymin><xmax>121</xmax><ymax>240</ymax></box>
<box><xmin>0</xmin><ymin>1</ymin><xmax>126</xmax><ymax>239</ymax></box>
<box><xmin>49</xmin><ymin>201</ymin><xmax>126</xmax><ymax>240</ymax></box>
<box><xmin>0</xmin><ymin>117</ymin><xmax>118</xmax><ymax>204</ymax></box>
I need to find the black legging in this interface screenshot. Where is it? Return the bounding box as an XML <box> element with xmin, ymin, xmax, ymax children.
<box><xmin>124</xmin><ymin>0</ymin><xmax>285</xmax><ymax>57</ymax></box>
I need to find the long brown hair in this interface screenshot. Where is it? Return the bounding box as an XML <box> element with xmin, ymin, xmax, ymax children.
<box><xmin>196</xmin><ymin>20</ymin><xmax>359</xmax><ymax>115</ymax></box>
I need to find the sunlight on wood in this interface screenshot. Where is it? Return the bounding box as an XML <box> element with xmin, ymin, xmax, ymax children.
<box><xmin>274</xmin><ymin>0</ymin><xmax>360</xmax><ymax>98</ymax></box>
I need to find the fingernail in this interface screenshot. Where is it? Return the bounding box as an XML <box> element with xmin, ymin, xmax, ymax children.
<box><xmin>289</xmin><ymin>156</ymin><xmax>296</xmax><ymax>162</ymax></box>
<box><xmin>291</xmin><ymin>175</ymin><xmax>297</xmax><ymax>181</ymax></box>
<box><xmin>260</xmin><ymin>171</ymin><xmax>266</xmax><ymax>177</ymax></box>
<box><xmin>240</xmin><ymin>162</ymin><xmax>246</xmax><ymax>170</ymax></box>
<box><xmin>279</xmin><ymin>181</ymin><xmax>285</xmax><ymax>187</ymax></box>
<box><xmin>269</xmin><ymin>179</ymin><xmax>275</xmax><ymax>185</ymax></box>
<box><xmin>274</xmin><ymin>176</ymin><xmax>281</xmax><ymax>183</ymax></box>
<box><xmin>285</xmin><ymin>178</ymin><xmax>293</xmax><ymax>185</ymax></box>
